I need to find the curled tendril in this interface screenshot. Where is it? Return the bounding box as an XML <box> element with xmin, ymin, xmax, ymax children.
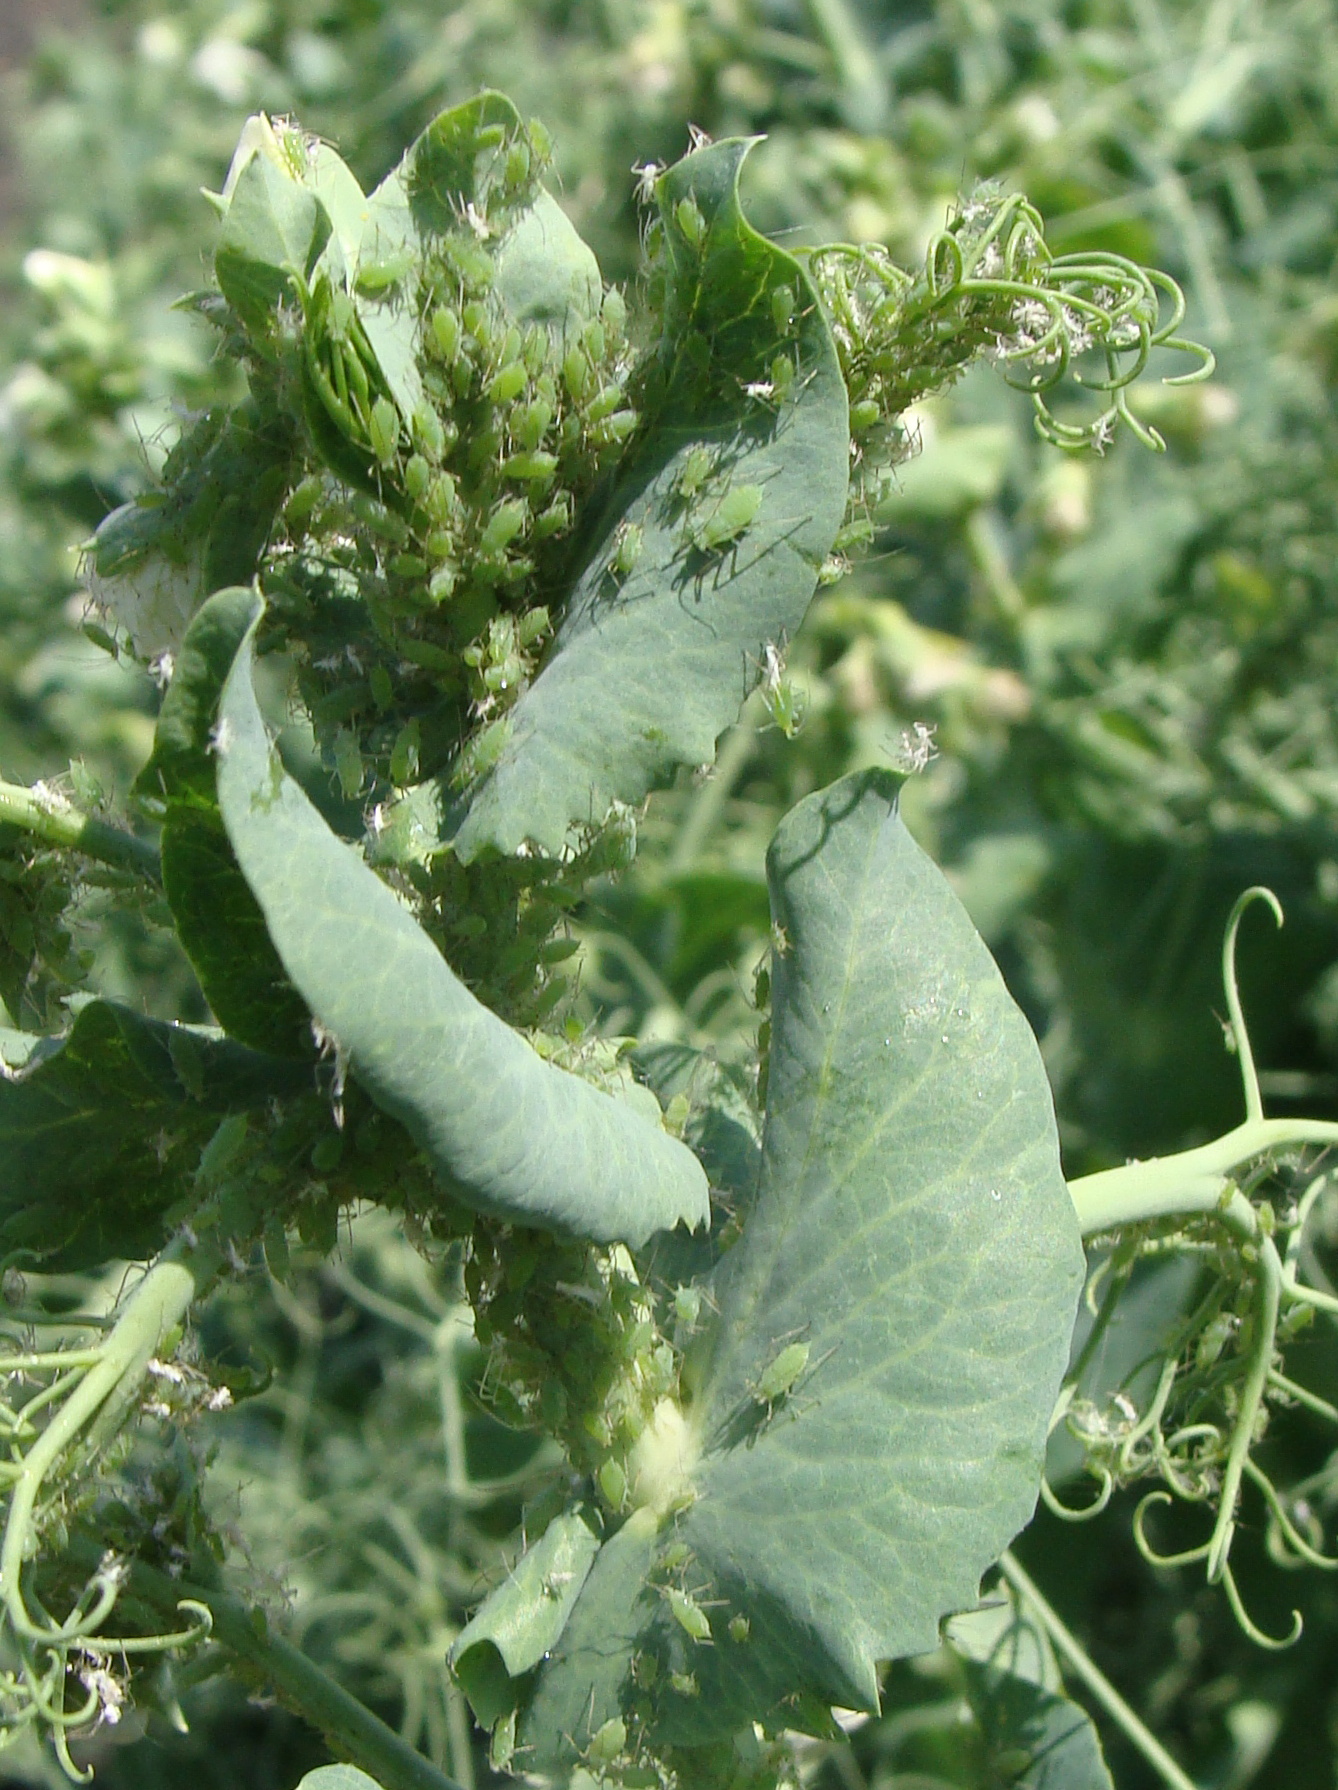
<box><xmin>807</xmin><ymin>183</ymin><xmax>1216</xmax><ymax>470</ymax></box>
<box><xmin>0</xmin><ymin>1262</ymin><xmax>205</xmax><ymax>1776</ymax></box>
<box><xmin>1041</xmin><ymin>1470</ymin><xmax>1114</xmax><ymax>1522</ymax></box>
<box><xmin>1219</xmin><ymin>1560</ymin><xmax>1302</xmax><ymax>1651</ymax></box>
<box><xmin>1133</xmin><ymin>1492</ymin><xmax>1212</xmax><ymax>1568</ymax></box>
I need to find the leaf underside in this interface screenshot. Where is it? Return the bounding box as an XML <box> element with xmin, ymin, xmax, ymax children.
<box><xmin>214</xmin><ymin>614</ymin><xmax>709</xmax><ymax>1246</ymax></box>
<box><xmin>446</xmin><ymin>136</ymin><xmax>851</xmax><ymax>861</ymax></box>
<box><xmin>0</xmin><ymin>1002</ymin><xmax>310</xmax><ymax>1269</ymax></box>
<box><xmin>512</xmin><ymin>769</ymin><xmax>1084</xmax><ymax>1764</ymax></box>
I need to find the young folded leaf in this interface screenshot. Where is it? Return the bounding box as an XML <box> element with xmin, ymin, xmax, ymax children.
<box><xmin>214</xmin><ymin>610</ymin><xmax>709</xmax><ymax>1246</ymax></box>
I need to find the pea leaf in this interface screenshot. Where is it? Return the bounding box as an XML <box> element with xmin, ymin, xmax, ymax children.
<box><xmin>0</xmin><ymin>1001</ymin><xmax>310</xmax><ymax>1269</ymax></box>
<box><xmin>136</xmin><ymin>588</ymin><xmax>312</xmax><ymax>1058</ymax></box>
<box><xmin>448</xmin><ymin>136</ymin><xmax>850</xmax><ymax>861</ymax></box>
<box><xmin>950</xmin><ymin>1593</ymin><xmax>1114</xmax><ymax>1790</ymax></box>
<box><xmin>214</xmin><ymin>612</ymin><xmax>710</xmax><ymax>1246</ymax></box>
<box><xmin>215</xmin><ymin>151</ymin><xmax>331</xmax><ymax>338</ymax></box>
<box><xmin>297</xmin><ymin>1770</ymin><xmax>386</xmax><ymax>1790</ymax></box>
<box><xmin>450</xmin><ymin>1506</ymin><xmax>601</xmax><ymax>1728</ymax></box>
<box><xmin>517</xmin><ymin>768</ymin><xmax>1084</xmax><ymax>1763</ymax></box>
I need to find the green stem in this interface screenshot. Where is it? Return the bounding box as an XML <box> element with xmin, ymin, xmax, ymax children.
<box><xmin>998</xmin><ymin>1551</ymin><xmax>1200</xmax><ymax>1790</ymax></box>
<box><xmin>1066</xmin><ymin>1117</ymin><xmax>1338</xmax><ymax>1237</ymax></box>
<box><xmin>0</xmin><ymin>1262</ymin><xmax>195</xmax><ymax>1644</ymax></box>
<box><xmin>0</xmin><ymin>779</ymin><xmax>160</xmax><ymax>882</ymax></box>
<box><xmin>115</xmin><ymin>1553</ymin><xmax>464</xmax><ymax>1790</ymax></box>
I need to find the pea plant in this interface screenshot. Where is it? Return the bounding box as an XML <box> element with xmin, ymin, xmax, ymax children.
<box><xmin>0</xmin><ymin>89</ymin><xmax>1330</xmax><ymax>1790</ymax></box>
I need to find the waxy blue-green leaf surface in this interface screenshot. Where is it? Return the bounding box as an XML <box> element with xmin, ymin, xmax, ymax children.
<box><xmin>449</xmin><ymin>137</ymin><xmax>850</xmax><ymax>860</ymax></box>
<box><xmin>214</xmin><ymin>616</ymin><xmax>709</xmax><ymax>1245</ymax></box>
<box><xmin>297</xmin><ymin>1770</ymin><xmax>387</xmax><ymax>1790</ymax></box>
<box><xmin>518</xmin><ymin>769</ymin><xmax>1084</xmax><ymax>1763</ymax></box>
<box><xmin>950</xmin><ymin>1595</ymin><xmax>1114</xmax><ymax>1790</ymax></box>
<box><xmin>0</xmin><ymin>1001</ymin><xmax>309</xmax><ymax>1269</ymax></box>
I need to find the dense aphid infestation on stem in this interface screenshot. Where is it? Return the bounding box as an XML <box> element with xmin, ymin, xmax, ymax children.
<box><xmin>1</xmin><ymin>87</ymin><xmax>1335</xmax><ymax>1790</ymax></box>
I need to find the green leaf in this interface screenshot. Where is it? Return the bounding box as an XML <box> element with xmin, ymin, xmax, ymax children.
<box><xmin>518</xmin><ymin>768</ymin><xmax>1084</xmax><ymax>1763</ymax></box>
<box><xmin>950</xmin><ymin>1593</ymin><xmax>1114</xmax><ymax>1790</ymax></box>
<box><xmin>297</xmin><ymin>1770</ymin><xmax>386</xmax><ymax>1790</ymax></box>
<box><xmin>214</xmin><ymin>612</ymin><xmax>709</xmax><ymax>1246</ymax></box>
<box><xmin>0</xmin><ymin>1001</ymin><xmax>309</xmax><ymax>1269</ymax></box>
<box><xmin>450</xmin><ymin>1506</ymin><xmax>601</xmax><ymax>1727</ymax></box>
<box><xmin>215</xmin><ymin>151</ymin><xmax>331</xmax><ymax>337</ymax></box>
<box><xmin>449</xmin><ymin>137</ymin><xmax>850</xmax><ymax>861</ymax></box>
<box><xmin>136</xmin><ymin>589</ymin><xmax>312</xmax><ymax>1058</ymax></box>
<box><xmin>493</xmin><ymin>189</ymin><xmax>602</xmax><ymax>338</ymax></box>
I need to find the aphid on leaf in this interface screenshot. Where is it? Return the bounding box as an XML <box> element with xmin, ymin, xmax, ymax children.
<box><xmin>368</xmin><ymin>396</ymin><xmax>400</xmax><ymax>468</ymax></box>
<box><xmin>752</xmin><ymin>1340</ymin><xmax>810</xmax><ymax>1417</ymax></box>
<box><xmin>489</xmin><ymin>1711</ymin><xmax>517</xmax><ymax>1773</ymax></box>
<box><xmin>676</xmin><ymin>446</ymin><xmax>714</xmax><ymax>501</ymax></box>
<box><xmin>586</xmin><ymin>1717</ymin><xmax>626</xmax><ymax>1766</ymax></box>
<box><xmin>669</xmin><ymin>1670</ymin><xmax>699</xmax><ymax>1698</ymax></box>
<box><xmin>728</xmin><ymin>1615</ymin><xmax>750</xmax><ymax>1644</ymax></box>
<box><xmin>689</xmin><ymin>483</ymin><xmax>763</xmax><ymax>553</ymax></box>
<box><xmin>665</xmin><ymin>1587</ymin><xmax>711</xmax><ymax>1643</ymax></box>
<box><xmin>609</xmin><ymin>522</ymin><xmax>644</xmax><ymax>581</ymax></box>
<box><xmin>675</xmin><ymin>197</ymin><xmax>706</xmax><ymax>249</ymax></box>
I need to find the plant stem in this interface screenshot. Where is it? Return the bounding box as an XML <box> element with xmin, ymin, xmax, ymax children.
<box><xmin>998</xmin><ymin>1551</ymin><xmax>1200</xmax><ymax>1790</ymax></box>
<box><xmin>0</xmin><ymin>779</ymin><xmax>160</xmax><ymax>882</ymax></box>
<box><xmin>1066</xmin><ymin>1117</ymin><xmax>1338</xmax><ymax>1237</ymax></box>
<box><xmin>118</xmin><ymin>1553</ymin><xmax>465</xmax><ymax>1790</ymax></box>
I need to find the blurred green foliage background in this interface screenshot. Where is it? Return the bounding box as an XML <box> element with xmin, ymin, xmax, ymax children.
<box><xmin>3</xmin><ymin>2</ymin><xmax>1338</xmax><ymax>1787</ymax></box>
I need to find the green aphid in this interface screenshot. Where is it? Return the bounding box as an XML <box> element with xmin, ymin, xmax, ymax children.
<box><xmin>728</xmin><ymin>1614</ymin><xmax>750</xmax><ymax>1644</ymax></box>
<box><xmin>355</xmin><ymin>251</ymin><xmax>413</xmax><ymax>297</ymax></box>
<box><xmin>690</xmin><ymin>483</ymin><xmax>763</xmax><ymax>552</ymax></box>
<box><xmin>770</xmin><ymin>284</ymin><xmax>795</xmax><ymax>335</ymax></box>
<box><xmin>333</xmin><ymin>731</ymin><xmax>364</xmax><ymax>800</ymax></box>
<box><xmin>461</xmin><ymin>715</ymin><xmax>512</xmax><ymax>782</ymax></box>
<box><xmin>676</xmin><ymin>446</ymin><xmax>714</xmax><ymax>500</ymax></box>
<box><xmin>562</xmin><ymin>348</ymin><xmax>591</xmax><ymax>401</ymax></box>
<box><xmin>481</xmin><ymin>498</ymin><xmax>529</xmax><ymax>556</ymax></box>
<box><xmin>587</xmin><ymin>1717</ymin><xmax>626</xmax><ymax>1765</ymax></box>
<box><xmin>658</xmin><ymin>1540</ymin><xmax>690</xmax><ymax>1575</ymax></box>
<box><xmin>755</xmin><ymin>1339</ymin><xmax>810</xmax><ymax>1410</ymax></box>
<box><xmin>609</xmin><ymin>522</ymin><xmax>644</xmax><ymax>579</ymax></box>
<box><xmin>431</xmin><ymin>307</ymin><xmax>462</xmax><ymax>363</ymax></box>
<box><xmin>675</xmin><ymin>197</ymin><xmax>706</xmax><ymax>248</ymax></box>
<box><xmin>598</xmin><ymin>1457</ymin><xmax>627</xmax><ymax>1509</ymax></box>
<box><xmin>504</xmin><ymin>449</ymin><xmax>559</xmax><ymax>484</ymax></box>
<box><xmin>668</xmin><ymin>1670</ymin><xmax>698</xmax><ymax>1698</ymax></box>
<box><xmin>488</xmin><ymin>361</ymin><xmax>528</xmax><ymax>405</ymax></box>
<box><xmin>489</xmin><ymin>1710</ymin><xmax>516</xmax><ymax>1773</ymax></box>
<box><xmin>534</xmin><ymin>492</ymin><xmax>573</xmax><ymax>539</ymax></box>
<box><xmin>368</xmin><ymin>396</ymin><xmax>400</xmax><ymax>468</ymax></box>
<box><xmin>850</xmin><ymin>397</ymin><xmax>881</xmax><ymax>433</ymax></box>
<box><xmin>666</xmin><ymin>1587</ymin><xmax>711</xmax><ymax>1643</ymax></box>
<box><xmin>602</xmin><ymin>287</ymin><xmax>627</xmax><ymax>337</ymax></box>
<box><xmin>389</xmin><ymin>720</ymin><xmax>420</xmax><ymax>787</ymax></box>
<box><xmin>673</xmin><ymin>1285</ymin><xmax>703</xmax><ymax>1329</ymax></box>
<box><xmin>404</xmin><ymin>454</ymin><xmax>432</xmax><ymax>501</ymax></box>
<box><xmin>503</xmin><ymin>139</ymin><xmax>531</xmax><ymax>191</ymax></box>
<box><xmin>518</xmin><ymin>607</ymin><xmax>551</xmax><ymax>648</ymax></box>
<box><xmin>411</xmin><ymin>405</ymin><xmax>446</xmax><ymax>460</ymax></box>
<box><xmin>515</xmin><ymin>397</ymin><xmax>553</xmax><ymax>451</ymax></box>
<box><xmin>585</xmin><ymin>383</ymin><xmax>626</xmax><ymax>425</ymax></box>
